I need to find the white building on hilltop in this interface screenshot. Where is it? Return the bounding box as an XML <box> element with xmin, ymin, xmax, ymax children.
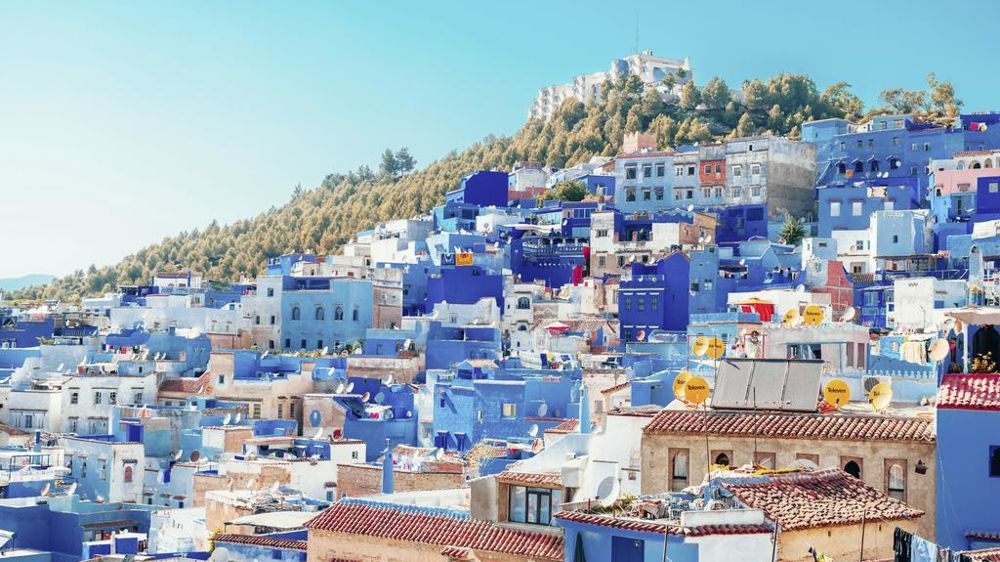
<box><xmin>529</xmin><ymin>50</ymin><xmax>693</xmax><ymax>121</ymax></box>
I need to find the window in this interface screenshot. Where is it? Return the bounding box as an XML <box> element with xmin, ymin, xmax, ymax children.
<box><xmin>626</xmin><ymin>189</ymin><xmax>636</xmax><ymax>202</ymax></box>
<box><xmin>278</xmin><ymin>404</ymin><xmax>284</xmax><ymax>418</ymax></box>
<box><xmin>266</xmin><ymin>288</ymin><xmax>275</xmax><ymax>297</ymax></box>
<box><xmin>892</xmin><ymin>136</ymin><xmax>899</xmax><ymax>145</ymax></box>
<box><xmin>643</xmin><ymin>190</ymin><xmax>651</xmax><ymax>201</ymax></box>
<box><xmin>855</xmin><ymin>240</ymin><xmax>865</xmax><ymax>252</ymax></box>
<box><xmin>70</xmin><ymin>392</ymin><xmax>79</xmax><ymax>405</ymax></box>
<box><xmin>991</xmin><ymin>182</ymin><xmax>1000</xmax><ymax>194</ymax></box>
<box><xmin>704</xmin><ymin>164</ymin><xmax>712</xmax><ymax>174</ymax></box>
<box><xmin>252</xmin><ymin>403</ymin><xmax>262</xmax><ymax>418</ymax></box>
<box><xmin>353</xmin><ymin>308</ymin><xmax>360</xmax><ymax>321</ymax></box>
<box><xmin>81</xmin><ymin>461</ymin><xmax>87</xmax><ymax>477</ymax></box>
<box><xmin>109</xmin><ymin>391</ymin><xmax>117</xmax><ymax>405</ymax></box>
<box><xmin>868</xmin><ymin>139</ymin><xmax>874</xmax><ymax>148</ymax></box>
<box><xmin>837</xmin><ymin>163</ymin><xmax>847</xmax><ymax>175</ymax></box>
<box><xmin>924</xmin><ymin>143</ymin><xmax>931</xmax><ymax>151</ymax></box>
<box><xmin>254</xmin><ymin>315</ymin><xmax>260</xmax><ymax>325</ymax></box>
<box><xmin>870</xmin><ymin>160</ymin><xmax>880</xmax><ymax>172</ymax></box>
<box><xmin>315</xmin><ymin>307</ymin><xmax>325</xmax><ymax>320</ymax></box>
<box><xmin>686</xmin><ymin>190</ymin><xmax>693</xmax><ymax>199</ymax></box>
<box><xmin>656</xmin><ymin>163</ymin><xmax>665</xmax><ymax>177</ymax></box>
<box><xmin>650</xmin><ymin>295</ymin><xmax>659</xmax><ymax>310</ymax></box>
<box><xmin>674</xmin><ymin>166</ymin><xmax>684</xmax><ymax>176</ymax></box>
<box><xmin>625</xmin><ymin>165</ymin><xmax>637</xmax><ymax>180</ymax></box>
<box><xmin>713</xmin><ymin>451</ymin><xmax>732</xmax><ymax>467</ymax></box>
<box><xmin>751</xmin><ymin>163</ymin><xmax>761</xmax><ymax>176</ymax></box>
<box><xmin>284</xmin><ymin>338</ymin><xmax>291</xmax><ymax>349</ymax></box>
<box><xmin>670</xmin><ymin>449</ymin><xmax>689</xmax><ymax>491</ymax></box>
<box><xmin>334</xmin><ymin>307</ymin><xmax>344</xmax><ymax>321</ymax></box>
<box><xmin>655</xmin><ymin>189</ymin><xmax>663</xmax><ymax>200</ymax></box>
<box><xmin>751</xmin><ymin>185</ymin><xmax>762</xmax><ymax>197</ymax></box>
<box><xmin>886</xmin><ymin>460</ymin><xmax>907</xmax><ymax>502</ymax></box>
<box><xmin>596</xmin><ymin>229</ymin><xmax>609</xmax><ymax>238</ymax></box>
<box><xmin>911</xmin><ymin>143</ymin><xmax>919</xmax><ymax>151</ymax></box>
<box><xmin>100</xmin><ymin>461</ymin><xmax>107</xmax><ymax>481</ymax></box>
<box><xmin>268</xmin><ymin>339</ymin><xmax>275</xmax><ymax>350</ymax></box>
<box><xmin>133</xmin><ymin>392</ymin><xmax>143</xmax><ymax>404</ymax></box>
<box><xmin>124</xmin><ymin>465</ymin><xmax>133</xmax><ymax>483</ymax></box>
<box><xmin>94</xmin><ymin>391</ymin><xmax>102</xmax><ymax>405</ymax></box>
<box><xmin>884</xmin><ymin>200</ymin><xmax>895</xmax><ymax>211</ymax></box>
<box><xmin>24</xmin><ymin>414</ymin><xmax>33</xmax><ymax>429</ymax></box>
<box><xmin>300</xmin><ymin>339</ymin><xmax>307</xmax><ymax>349</ymax></box>
<box><xmin>501</xmin><ymin>403</ymin><xmax>516</xmax><ymax>418</ymax></box>
<box><xmin>855</xmin><ymin>161</ymin><xmax>864</xmax><ymax>173</ymax></box>
<box><xmin>754</xmin><ymin>452</ymin><xmax>776</xmax><ymax>469</ymax></box>
<box><xmin>732</xmin><ymin>165</ymin><xmax>742</xmax><ymax>177</ymax></box>
<box><xmin>688</xmin><ymin>166</ymin><xmax>695</xmax><ymax>176</ymax></box>
<box><xmin>714</xmin><ymin>187</ymin><xmax>723</xmax><ymax>198</ymax></box>
<box><xmin>990</xmin><ymin>446</ymin><xmax>1000</xmax><ymax>477</ymax></box>
<box><xmin>517</xmin><ymin>297</ymin><xmax>531</xmax><ymax>310</ymax></box>
<box><xmin>732</xmin><ymin>187</ymin><xmax>741</xmax><ymax>198</ymax></box>
<box><xmin>714</xmin><ymin>163</ymin><xmax>721</xmax><ymax>174</ymax></box>
<box><xmin>856</xmin><ymin>140</ymin><xmax>863</xmax><ymax>149</ymax></box>
<box><xmin>852</xmin><ymin>201</ymin><xmax>863</xmax><ymax>216</ymax></box>
<box><xmin>842</xmin><ymin>457</ymin><xmax>862</xmax><ymax>479</ymax></box>
<box><xmin>269</xmin><ymin>315</ymin><xmax>275</xmax><ymax>325</ymax></box>
<box><xmin>291</xmin><ymin>306</ymin><xmax>301</xmax><ymax>321</ymax></box>
<box><xmin>597</xmin><ymin>255</ymin><xmax>606</xmax><ymax>267</ymax></box>
<box><xmin>508</xmin><ymin>485</ymin><xmax>558</xmax><ymax>526</ymax></box>
<box><xmin>892</xmin><ymin>234</ymin><xmax>899</xmax><ymax>243</ymax></box>
<box><xmin>636</xmin><ymin>296</ymin><xmax>645</xmax><ymax>312</ymax></box>
<box><xmin>643</xmin><ymin>164</ymin><xmax>652</xmax><ymax>178</ymax></box>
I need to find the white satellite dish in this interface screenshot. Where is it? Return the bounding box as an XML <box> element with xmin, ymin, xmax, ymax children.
<box><xmin>313</xmin><ymin>427</ymin><xmax>323</xmax><ymax>440</ymax></box>
<box><xmin>374</xmin><ymin>392</ymin><xmax>386</xmax><ymax>404</ymax></box>
<box><xmin>537</xmin><ymin>403</ymin><xmax>548</xmax><ymax>417</ymax></box>
<box><xmin>57</xmin><ymin>363</ymin><xmax>64</xmax><ymax>372</ymax></box>
<box><xmin>261</xmin><ymin>351</ymin><xmax>269</xmax><ymax>358</ymax></box>
<box><xmin>796</xmin><ymin>285</ymin><xmax>806</xmax><ymax>294</ymax></box>
<box><xmin>705</xmin><ymin>234</ymin><xmax>712</xmax><ymax>244</ymax></box>
<box><xmin>172</xmin><ymin>449</ymin><xmax>184</xmax><ymax>461</ymax></box>
<box><xmin>527</xmin><ymin>424</ymin><xmax>539</xmax><ymax>437</ymax></box>
<box><xmin>687</xmin><ymin>204</ymin><xmax>694</xmax><ymax>212</ymax></box>
<box><xmin>361</xmin><ymin>392</ymin><xmax>371</xmax><ymax>402</ymax></box>
<box><xmin>40</xmin><ymin>483</ymin><xmax>50</xmax><ymax>496</ymax></box>
<box><xmin>335</xmin><ymin>382</ymin><xmax>346</xmax><ymax>395</ymax></box>
<box><xmin>739</xmin><ymin>259</ymin><xmax>746</xmax><ymax>266</ymax></box>
<box><xmin>65</xmin><ymin>483</ymin><xmax>77</xmax><ymax>496</ymax></box>
<box><xmin>382</xmin><ymin>374</ymin><xmax>394</xmax><ymax>386</ymax></box>
<box><xmin>320</xmin><ymin>347</ymin><xmax>329</xmax><ymax>355</ymax></box>
<box><xmin>789</xmin><ymin>458</ymin><xmax>819</xmax><ymax>471</ymax></box>
<box><xmin>594</xmin><ymin>475</ymin><xmax>621</xmax><ymax>508</ymax></box>
<box><xmin>929</xmin><ymin>339</ymin><xmax>950</xmax><ymax>362</ymax></box>
<box><xmin>841</xmin><ymin>307</ymin><xmax>857</xmax><ymax>322</ymax></box>
<box><xmin>234</xmin><ymin>412</ymin><xmax>242</xmax><ymax>424</ymax></box>
<box><xmin>222</xmin><ymin>413</ymin><xmax>232</xmax><ymax>425</ymax></box>
<box><xmin>698</xmin><ymin>236</ymin><xmax>705</xmax><ymax>244</ymax></box>
<box><xmin>345</xmin><ymin>382</ymin><xmax>355</xmax><ymax>394</ymax></box>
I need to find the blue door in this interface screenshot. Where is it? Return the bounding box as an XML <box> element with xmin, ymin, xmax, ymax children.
<box><xmin>611</xmin><ymin>536</ymin><xmax>644</xmax><ymax>562</ymax></box>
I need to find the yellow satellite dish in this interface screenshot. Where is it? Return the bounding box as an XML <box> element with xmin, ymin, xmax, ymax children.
<box><xmin>782</xmin><ymin>308</ymin><xmax>800</xmax><ymax>327</ymax></box>
<box><xmin>706</xmin><ymin>337</ymin><xmax>725</xmax><ymax>360</ymax></box>
<box><xmin>692</xmin><ymin>336</ymin><xmax>709</xmax><ymax>357</ymax></box>
<box><xmin>673</xmin><ymin>371</ymin><xmax>692</xmax><ymax>401</ymax></box>
<box><xmin>803</xmin><ymin>305</ymin><xmax>824</xmax><ymax>326</ymax></box>
<box><xmin>684</xmin><ymin>376</ymin><xmax>711</xmax><ymax>405</ymax></box>
<box><xmin>868</xmin><ymin>383</ymin><xmax>893</xmax><ymax>412</ymax></box>
<box><xmin>823</xmin><ymin>379</ymin><xmax>851</xmax><ymax>408</ymax></box>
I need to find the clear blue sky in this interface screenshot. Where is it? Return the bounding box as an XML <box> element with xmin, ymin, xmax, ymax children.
<box><xmin>1</xmin><ymin>0</ymin><xmax>998</xmax><ymax>278</ymax></box>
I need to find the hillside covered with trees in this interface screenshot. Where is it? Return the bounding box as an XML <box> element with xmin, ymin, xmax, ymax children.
<box><xmin>19</xmin><ymin>73</ymin><xmax>961</xmax><ymax>300</ymax></box>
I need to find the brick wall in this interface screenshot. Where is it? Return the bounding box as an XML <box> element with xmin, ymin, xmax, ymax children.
<box><xmin>335</xmin><ymin>463</ymin><xmax>464</xmax><ymax>498</ymax></box>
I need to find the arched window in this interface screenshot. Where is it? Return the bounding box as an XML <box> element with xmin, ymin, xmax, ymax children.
<box><xmin>671</xmin><ymin>451</ymin><xmax>689</xmax><ymax>491</ymax></box>
<box><xmin>291</xmin><ymin>306</ymin><xmax>301</xmax><ymax>321</ymax></box>
<box><xmin>124</xmin><ymin>465</ymin><xmax>133</xmax><ymax>483</ymax></box>
<box><xmin>714</xmin><ymin>452</ymin><xmax>730</xmax><ymax>466</ymax></box>
<box><xmin>887</xmin><ymin>463</ymin><xmax>906</xmax><ymax>501</ymax></box>
<box><xmin>987</xmin><ymin>158</ymin><xmax>994</xmax><ymax>169</ymax></box>
<box><xmin>854</xmin><ymin>161</ymin><xmax>864</xmax><ymax>173</ymax></box>
<box><xmin>890</xmin><ymin>158</ymin><xmax>902</xmax><ymax>169</ymax></box>
<box><xmin>352</xmin><ymin>308</ymin><xmax>359</xmax><ymax>321</ymax></box>
<box><xmin>870</xmin><ymin>160</ymin><xmax>880</xmax><ymax>172</ymax></box>
<box><xmin>334</xmin><ymin>307</ymin><xmax>344</xmax><ymax>321</ymax></box>
<box><xmin>990</xmin><ymin>447</ymin><xmax>1000</xmax><ymax>476</ymax></box>
<box><xmin>837</xmin><ymin>163</ymin><xmax>847</xmax><ymax>175</ymax></box>
<box><xmin>517</xmin><ymin>297</ymin><xmax>531</xmax><ymax>310</ymax></box>
<box><xmin>844</xmin><ymin>460</ymin><xmax>861</xmax><ymax>479</ymax></box>
<box><xmin>972</xmin><ymin>161</ymin><xmax>982</xmax><ymax>169</ymax></box>
<box><xmin>315</xmin><ymin>307</ymin><xmax>325</xmax><ymax>321</ymax></box>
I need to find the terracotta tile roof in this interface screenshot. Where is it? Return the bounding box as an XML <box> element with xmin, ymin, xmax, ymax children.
<box><xmin>496</xmin><ymin>470</ymin><xmax>562</xmax><ymax>487</ymax></box>
<box><xmin>939</xmin><ymin>374</ymin><xmax>1000</xmax><ymax>411</ymax></box>
<box><xmin>642</xmin><ymin>409</ymin><xmax>935</xmax><ymax>443</ymax></box>
<box><xmin>440</xmin><ymin>546</ymin><xmax>473</xmax><ymax>560</ymax></box>
<box><xmin>213</xmin><ymin>533</ymin><xmax>307</xmax><ymax>551</ymax></box>
<box><xmin>305</xmin><ymin>500</ymin><xmax>563</xmax><ymax>560</ymax></box>
<box><xmin>159</xmin><ymin>371</ymin><xmax>211</xmax><ymax>394</ymax></box>
<box><xmin>553</xmin><ymin>511</ymin><xmax>771</xmax><ymax>537</ymax></box>
<box><xmin>961</xmin><ymin>548</ymin><xmax>1000</xmax><ymax>562</ymax></box>
<box><xmin>0</xmin><ymin>423</ymin><xmax>29</xmax><ymax>436</ymax></box>
<box><xmin>601</xmin><ymin>381</ymin><xmax>630</xmax><ymax>395</ymax></box>
<box><xmin>721</xmin><ymin>468</ymin><xmax>924</xmax><ymax>531</ymax></box>
<box><xmin>545</xmin><ymin>419</ymin><xmax>579</xmax><ymax>434</ymax></box>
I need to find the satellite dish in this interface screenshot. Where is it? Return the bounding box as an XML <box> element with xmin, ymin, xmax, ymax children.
<box><xmin>673</xmin><ymin>371</ymin><xmax>692</xmax><ymax>401</ymax></box>
<box><xmin>261</xmin><ymin>351</ymin><xmax>269</xmax><ymax>358</ymax></box>
<box><xmin>335</xmin><ymin>382</ymin><xmax>346</xmax><ymax>394</ymax></box>
<box><xmin>803</xmin><ymin>305</ymin><xmax>824</xmax><ymax>326</ymax></box>
<box><xmin>405</xmin><ymin>409</ymin><xmax>413</xmax><ymax>418</ymax></box>
<box><xmin>782</xmin><ymin>308</ymin><xmax>800</xmax><ymax>327</ymax></box>
<box><xmin>698</xmin><ymin>236</ymin><xmax>705</xmax><ymax>244</ymax></box>
<box><xmin>796</xmin><ymin>284</ymin><xmax>806</xmax><ymax>294</ymax></box>
<box><xmin>705</xmin><ymin>234</ymin><xmax>712</xmax><ymax>244</ymax></box>
<box><xmin>382</xmin><ymin>374</ymin><xmax>394</xmax><ymax>386</ymax></box>
<box><xmin>527</xmin><ymin>424</ymin><xmax>539</xmax><ymax>437</ymax></box>
<box><xmin>702</xmin><ymin>337</ymin><xmax>725</xmax><ymax>360</ymax></box>
<box><xmin>823</xmin><ymin>379</ymin><xmax>851</xmax><ymax>408</ymax></box>
<box><xmin>361</xmin><ymin>392</ymin><xmax>371</xmax><ymax>403</ymax></box>
<box><xmin>537</xmin><ymin>403</ymin><xmax>548</xmax><ymax>417</ymax></box>
<box><xmin>868</xmin><ymin>383</ymin><xmax>893</xmax><ymax>412</ymax></box>
<box><xmin>66</xmin><ymin>483</ymin><xmax>77</xmax><ymax>496</ymax></box>
<box><xmin>684</xmin><ymin>377</ymin><xmax>710</xmax><ymax>405</ymax></box>
<box><xmin>234</xmin><ymin>412</ymin><xmax>242</xmax><ymax>424</ymax></box>
<box><xmin>594</xmin><ymin>475</ymin><xmax>621</xmax><ymax>508</ymax></box>
<box><xmin>686</xmin><ymin>204</ymin><xmax>694</xmax><ymax>212</ymax></box>
<box><xmin>313</xmin><ymin>427</ymin><xmax>323</xmax><ymax>440</ymax></box>
<box><xmin>222</xmin><ymin>413</ymin><xmax>232</xmax><ymax>425</ymax></box>
<box><xmin>374</xmin><ymin>392</ymin><xmax>386</xmax><ymax>404</ymax></box>
<box><xmin>57</xmin><ymin>363</ymin><xmax>64</xmax><ymax>372</ymax></box>
<box><xmin>789</xmin><ymin>458</ymin><xmax>819</xmax><ymax>471</ymax></box>
<box><xmin>172</xmin><ymin>449</ymin><xmax>183</xmax><ymax>462</ymax></box>
<box><xmin>40</xmin><ymin>483</ymin><xmax>50</xmax><ymax>496</ymax></box>
<box><xmin>841</xmin><ymin>307</ymin><xmax>857</xmax><ymax>322</ymax></box>
<box><xmin>321</xmin><ymin>347</ymin><xmax>329</xmax><ymax>355</ymax></box>
<box><xmin>739</xmin><ymin>259</ymin><xmax>746</xmax><ymax>266</ymax></box>
<box><xmin>636</xmin><ymin>329</ymin><xmax>646</xmax><ymax>342</ymax></box>
<box><xmin>691</xmin><ymin>336</ymin><xmax>709</xmax><ymax>357</ymax></box>
<box><xmin>928</xmin><ymin>339</ymin><xmax>950</xmax><ymax>362</ymax></box>
<box><xmin>345</xmin><ymin>382</ymin><xmax>355</xmax><ymax>394</ymax></box>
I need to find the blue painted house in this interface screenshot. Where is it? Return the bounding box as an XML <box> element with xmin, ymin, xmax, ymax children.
<box><xmin>618</xmin><ymin>254</ymin><xmax>690</xmax><ymax>341</ymax></box>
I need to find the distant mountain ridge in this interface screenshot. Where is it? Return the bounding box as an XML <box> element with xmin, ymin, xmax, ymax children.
<box><xmin>15</xmin><ymin>71</ymin><xmax>961</xmax><ymax>301</ymax></box>
<box><xmin>0</xmin><ymin>274</ymin><xmax>55</xmax><ymax>292</ymax></box>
